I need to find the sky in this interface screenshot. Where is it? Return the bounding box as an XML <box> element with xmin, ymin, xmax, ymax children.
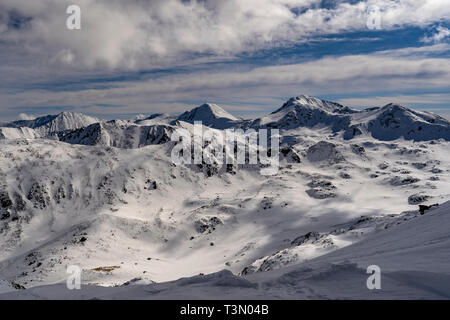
<box><xmin>0</xmin><ymin>0</ymin><xmax>450</xmax><ymax>121</ymax></box>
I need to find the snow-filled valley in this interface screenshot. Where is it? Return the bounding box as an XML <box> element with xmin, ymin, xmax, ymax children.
<box><xmin>1</xmin><ymin>95</ymin><xmax>450</xmax><ymax>299</ymax></box>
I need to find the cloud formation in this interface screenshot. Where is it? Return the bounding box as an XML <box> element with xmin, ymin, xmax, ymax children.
<box><xmin>2</xmin><ymin>44</ymin><xmax>450</xmax><ymax>119</ymax></box>
<box><xmin>0</xmin><ymin>0</ymin><xmax>450</xmax><ymax>120</ymax></box>
<box><xmin>1</xmin><ymin>0</ymin><xmax>450</xmax><ymax>69</ymax></box>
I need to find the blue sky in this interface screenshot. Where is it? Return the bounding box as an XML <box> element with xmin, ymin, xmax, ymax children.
<box><xmin>1</xmin><ymin>0</ymin><xmax>450</xmax><ymax>121</ymax></box>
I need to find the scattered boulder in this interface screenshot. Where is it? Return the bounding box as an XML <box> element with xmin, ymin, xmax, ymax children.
<box><xmin>194</xmin><ymin>217</ymin><xmax>223</xmax><ymax>233</ymax></box>
<box><xmin>339</xmin><ymin>172</ymin><xmax>351</xmax><ymax>179</ymax></box>
<box><xmin>145</xmin><ymin>179</ymin><xmax>158</xmax><ymax>190</ymax></box>
<box><xmin>412</xmin><ymin>162</ymin><xmax>427</xmax><ymax>169</ymax></box>
<box><xmin>306</xmin><ymin>179</ymin><xmax>337</xmax><ymax>199</ymax></box>
<box><xmin>389</xmin><ymin>176</ymin><xmax>420</xmax><ymax>186</ymax></box>
<box><xmin>431</xmin><ymin>168</ymin><xmax>443</xmax><ymax>174</ymax></box>
<box><xmin>260</xmin><ymin>197</ymin><xmax>273</xmax><ymax>210</ymax></box>
<box><xmin>408</xmin><ymin>194</ymin><xmax>431</xmax><ymax>205</ymax></box>
<box><xmin>350</xmin><ymin>144</ymin><xmax>366</xmax><ymax>156</ymax></box>
<box><xmin>378</xmin><ymin>162</ymin><xmax>389</xmax><ymax>170</ymax></box>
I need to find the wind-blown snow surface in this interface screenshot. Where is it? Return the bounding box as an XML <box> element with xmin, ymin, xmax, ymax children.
<box><xmin>0</xmin><ymin>95</ymin><xmax>450</xmax><ymax>299</ymax></box>
<box><xmin>2</xmin><ymin>202</ymin><xmax>450</xmax><ymax>299</ymax></box>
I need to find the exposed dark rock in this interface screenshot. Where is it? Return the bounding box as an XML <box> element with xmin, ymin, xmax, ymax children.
<box><xmin>0</xmin><ymin>191</ymin><xmax>12</xmax><ymax>208</ymax></box>
<box><xmin>290</xmin><ymin>231</ymin><xmax>322</xmax><ymax>246</ymax></box>
<box><xmin>419</xmin><ymin>203</ymin><xmax>439</xmax><ymax>215</ymax></box>
<box><xmin>27</xmin><ymin>182</ymin><xmax>51</xmax><ymax>209</ymax></box>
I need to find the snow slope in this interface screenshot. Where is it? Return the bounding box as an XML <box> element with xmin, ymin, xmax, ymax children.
<box><xmin>0</xmin><ymin>134</ymin><xmax>449</xmax><ymax>289</ymax></box>
<box><xmin>2</xmin><ymin>202</ymin><xmax>449</xmax><ymax>300</ymax></box>
<box><xmin>0</xmin><ymin>127</ymin><xmax>38</xmax><ymax>140</ymax></box>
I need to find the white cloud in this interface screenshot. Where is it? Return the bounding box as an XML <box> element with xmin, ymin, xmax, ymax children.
<box><xmin>422</xmin><ymin>26</ymin><xmax>450</xmax><ymax>43</ymax></box>
<box><xmin>338</xmin><ymin>93</ymin><xmax>450</xmax><ymax>108</ymax></box>
<box><xmin>18</xmin><ymin>113</ymin><xmax>36</xmax><ymax>120</ymax></box>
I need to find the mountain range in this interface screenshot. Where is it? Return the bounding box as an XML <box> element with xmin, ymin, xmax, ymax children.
<box><xmin>1</xmin><ymin>95</ymin><xmax>450</xmax><ymax>145</ymax></box>
<box><xmin>0</xmin><ymin>94</ymin><xmax>450</xmax><ymax>299</ymax></box>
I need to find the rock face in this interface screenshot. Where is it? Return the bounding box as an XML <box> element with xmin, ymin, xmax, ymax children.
<box><xmin>59</xmin><ymin>122</ymin><xmax>174</xmax><ymax>148</ymax></box>
<box><xmin>306</xmin><ymin>141</ymin><xmax>344</xmax><ymax>164</ymax></box>
<box><xmin>280</xmin><ymin>146</ymin><xmax>301</xmax><ymax>163</ymax></box>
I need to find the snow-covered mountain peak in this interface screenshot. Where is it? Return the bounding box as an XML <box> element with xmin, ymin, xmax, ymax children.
<box><xmin>250</xmin><ymin>95</ymin><xmax>355</xmax><ymax>131</ymax></box>
<box><xmin>377</xmin><ymin>103</ymin><xmax>422</xmax><ymax>119</ymax></box>
<box><xmin>272</xmin><ymin>95</ymin><xmax>356</xmax><ymax>115</ymax></box>
<box><xmin>381</xmin><ymin>102</ymin><xmax>406</xmax><ymax>110</ymax></box>
<box><xmin>376</xmin><ymin>103</ymin><xmax>449</xmax><ymax>125</ymax></box>
<box><xmin>344</xmin><ymin>102</ymin><xmax>450</xmax><ymax>141</ymax></box>
<box><xmin>179</xmin><ymin>103</ymin><xmax>238</xmax><ymax>122</ymax></box>
<box><xmin>49</xmin><ymin>111</ymin><xmax>101</xmax><ymax>131</ymax></box>
<box><xmin>175</xmin><ymin>103</ymin><xmax>239</xmax><ymax>129</ymax></box>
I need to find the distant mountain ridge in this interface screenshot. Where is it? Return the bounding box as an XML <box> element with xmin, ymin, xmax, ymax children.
<box><xmin>3</xmin><ymin>111</ymin><xmax>100</xmax><ymax>134</ymax></box>
<box><xmin>59</xmin><ymin>121</ymin><xmax>174</xmax><ymax>148</ymax></box>
<box><xmin>0</xmin><ymin>112</ymin><xmax>101</xmax><ymax>139</ymax></box>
